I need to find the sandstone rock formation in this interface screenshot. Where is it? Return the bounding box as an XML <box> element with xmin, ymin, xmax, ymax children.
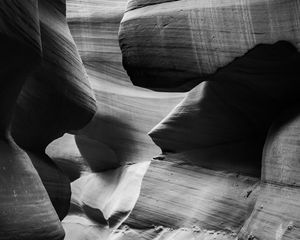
<box><xmin>12</xmin><ymin>0</ymin><xmax>96</xmax><ymax>151</ymax></box>
<box><xmin>120</xmin><ymin>0</ymin><xmax>300</xmax><ymax>91</ymax></box>
<box><xmin>0</xmin><ymin>0</ymin><xmax>96</xmax><ymax>239</ymax></box>
<box><xmin>121</xmin><ymin>44</ymin><xmax>300</xmax><ymax>238</ymax></box>
<box><xmin>62</xmin><ymin>0</ymin><xmax>183</xmax><ymax>173</ymax></box>
<box><xmin>62</xmin><ymin>0</ymin><xmax>300</xmax><ymax>239</ymax></box>
<box><xmin>150</xmin><ymin>41</ymin><xmax>300</xmax><ymax>155</ymax></box>
<box><xmin>0</xmin><ymin>1</ymin><xmax>64</xmax><ymax>239</ymax></box>
<box><xmin>238</xmin><ymin>106</ymin><xmax>300</xmax><ymax>239</ymax></box>
<box><xmin>1</xmin><ymin>0</ymin><xmax>300</xmax><ymax>239</ymax></box>
<box><xmin>59</xmin><ymin>1</ymin><xmax>185</xmax><ymax>238</ymax></box>
<box><xmin>119</xmin><ymin>1</ymin><xmax>300</xmax><ymax>239</ymax></box>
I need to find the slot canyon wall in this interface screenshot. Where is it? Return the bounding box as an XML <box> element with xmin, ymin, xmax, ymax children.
<box><xmin>0</xmin><ymin>0</ymin><xmax>96</xmax><ymax>239</ymax></box>
<box><xmin>0</xmin><ymin>0</ymin><xmax>300</xmax><ymax>240</ymax></box>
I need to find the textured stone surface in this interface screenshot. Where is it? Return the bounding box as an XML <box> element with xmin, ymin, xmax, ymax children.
<box><xmin>262</xmin><ymin>106</ymin><xmax>300</xmax><ymax>186</ymax></box>
<box><xmin>67</xmin><ymin>0</ymin><xmax>130</xmax><ymax>85</ymax></box>
<box><xmin>62</xmin><ymin>1</ymin><xmax>300</xmax><ymax>240</ymax></box>
<box><xmin>237</xmin><ymin>106</ymin><xmax>300</xmax><ymax>240</ymax></box>
<box><xmin>125</xmin><ymin>158</ymin><xmax>260</xmax><ymax>231</ymax></box>
<box><xmin>2</xmin><ymin>0</ymin><xmax>300</xmax><ymax>240</ymax></box>
<box><xmin>12</xmin><ymin>0</ymin><xmax>96</xmax><ymax>150</ymax></box>
<box><xmin>150</xmin><ymin>42</ymin><xmax>300</xmax><ymax>155</ymax></box>
<box><xmin>66</xmin><ymin>0</ymin><xmax>183</xmax><ymax>170</ymax></box>
<box><xmin>0</xmin><ymin>0</ymin><xmax>96</xmax><ymax>238</ymax></box>
<box><xmin>0</xmin><ymin>138</ymin><xmax>65</xmax><ymax>240</ymax></box>
<box><xmin>120</xmin><ymin>0</ymin><xmax>300</xmax><ymax>90</ymax></box>
<box><xmin>0</xmin><ymin>1</ymin><xmax>64</xmax><ymax>239</ymax></box>
<box><xmin>59</xmin><ymin>2</ymin><xmax>185</xmax><ymax>239</ymax></box>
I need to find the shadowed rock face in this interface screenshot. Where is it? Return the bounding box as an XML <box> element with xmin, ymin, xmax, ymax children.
<box><xmin>150</xmin><ymin>41</ymin><xmax>300</xmax><ymax>153</ymax></box>
<box><xmin>238</xmin><ymin>106</ymin><xmax>300</xmax><ymax>239</ymax></box>
<box><xmin>2</xmin><ymin>0</ymin><xmax>300</xmax><ymax>240</ymax></box>
<box><xmin>119</xmin><ymin>0</ymin><xmax>300</xmax><ymax>91</ymax></box>
<box><xmin>0</xmin><ymin>0</ymin><xmax>96</xmax><ymax>239</ymax></box>
<box><xmin>12</xmin><ymin>0</ymin><xmax>96</xmax><ymax>151</ymax></box>
<box><xmin>57</xmin><ymin>0</ymin><xmax>300</xmax><ymax>239</ymax></box>
<box><xmin>9</xmin><ymin>1</ymin><xmax>97</xmax><ymax>222</ymax></box>
<box><xmin>0</xmin><ymin>1</ymin><xmax>64</xmax><ymax>239</ymax></box>
<box><xmin>59</xmin><ymin>1</ymin><xmax>185</xmax><ymax>238</ymax></box>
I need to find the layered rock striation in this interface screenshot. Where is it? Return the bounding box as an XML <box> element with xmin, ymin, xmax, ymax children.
<box><xmin>150</xmin><ymin>41</ymin><xmax>300</xmax><ymax>154</ymax></box>
<box><xmin>120</xmin><ymin>0</ymin><xmax>300</xmax><ymax>91</ymax></box>
<box><xmin>1</xmin><ymin>0</ymin><xmax>300</xmax><ymax>239</ymax></box>
<box><xmin>0</xmin><ymin>0</ymin><xmax>96</xmax><ymax>239</ymax></box>
<box><xmin>61</xmin><ymin>1</ymin><xmax>185</xmax><ymax>238</ymax></box>
<box><xmin>119</xmin><ymin>1</ymin><xmax>300</xmax><ymax>239</ymax></box>
<box><xmin>65</xmin><ymin>0</ymin><xmax>300</xmax><ymax>239</ymax></box>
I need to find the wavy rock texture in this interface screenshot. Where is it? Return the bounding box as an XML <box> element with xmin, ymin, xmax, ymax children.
<box><xmin>143</xmin><ymin>41</ymin><xmax>300</xmax><ymax>240</ymax></box>
<box><xmin>120</xmin><ymin>0</ymin><xmax>300</xmax><ymax>90</ymax></box>
<box><xmin>125</xmin><ymin>157</ymin><xmax>260</xmax><ymax>230</ymax></box>
<box><xmin>0</xmin><ymin>1</ymin><xmax>64</xmax><ymax>239</ymax></box>
<box><xmin>10</xmin><ymin>0</ymin><xmax>97</xmax><ymax>221</ymax></box>
<box><xmin>0</xmin><ymin>0</ymin><xmax>96</xmax><ymax>239</ymax></box>
<box><xmin>238</xmin><ymin>106</ymin><xmax>300</xmax><ymax>240</ymax></box>
<box><xmin>66</xmin><ymin>0</ymin><xmax>183</xmax><ymax>170</ymax></box>
<box><xmin>0</xmin><ymin>137</ymin><xmax>65</xmax><ymax>240</ymax></box>
<box><xmin>121</xmin><ymin>49</ymin><xmax>300</xmax><ymax>239</ymax></box>
<box><xmin>63</xmin><ymin>161</ymin><xmax>151</xmax><ymax>239</ymax></box>
<box><xmin>59</xmin><ymin>1</ymin><xmax>300</xmax><ymax>240</ymax></box>
<box><xmin>150</xmin><ymin>41</ymin><xmax>300</xmax><ymax>154</ymax></box>
<box><xmin>12</xmin><ymin>0</ymin><xmax>96</xmax><ymax>150</ymax></box>
<box><xmin>2</xmin><ymin>0</ymin><xmax>300</xmax><ymax>240</ymax></box>
<box><xmin>67</xmin><ymin>0</ymin><xmax>130</xmax><ymax>85</ymax></box>
<box><xmin>52</xmin><ymin>0</ymin><xmax>185</xmax><ymax>239</ymax></box>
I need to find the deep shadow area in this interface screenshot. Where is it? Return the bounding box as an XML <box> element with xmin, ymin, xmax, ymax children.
<box><xmin>150</xmin><ymin>41</ymin><xmax>300</xmax><ymax>179</ymax></box>
<box><xmin>75</xmin><ymin>115</ymin><xmax>137</xmax><ymax>172</ymax></box>
<box><xmin>27</xmin><ymin>151</ymin><xmax>71</xmax><ymax>220</ymax></box>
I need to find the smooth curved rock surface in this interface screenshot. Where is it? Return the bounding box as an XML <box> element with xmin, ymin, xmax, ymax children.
<box><xmin>0</xmin><ymin>0</ymin><xmax>97</xmax><ymax>238</ymax></box>
<box><xmin>0</xmin><ymin>1</ymin><xmax>41</xmax><ymax>57</ymax></box>
<box><xmin>125</xmin><ymin>158</ymin><xmax>260</xmax><ymax>232</ymax></box>
<box><xmin>238</xmin><ymin>106</ymin><xmax>300</xmax><ymax>239</ymax></box>
<box><xmin>0</xmin><ymin>1</ymin><xmax>65</xmax><ymax>239</ymax></box>
<box><xmin>262</xmin><ymin>106</ymin><xmax>300</xmax><ymax>187</ymax></box>
<box><xmin>0</xmin><ymin>138</ymin><xmax>65</xmax><ymax>240</ymax></box>
<box><xmin>2</xmin><ymin>0</ymin><xmax>297</xmax><ymax>239</ymax></box>
<box><xmin>67</xmin><ymin>0</ymin><xmax>130</xmax><ymax>85</ymax></box>
<box><xmin>12</xmin><ymin>0</ymin><xmax>97</xmax><ymax>151</ymax></box>
<box><xmin>64</xmin><ymin>161</ymin><xmax>150</xmax><ymax>230</ymax></box>
<box><xmin>121</xmin><ymin>104</ymin><xmax>300</xmax><ymax>239</ymax></box>
<box><xmin>120</xmin><ymin>0</ymin><xmax>300</xmax><ymax>90</ymax></box>
<box><xmin>10</xmin><ymin>0</ymin><xmax>96</xmax><ymax>222</ymax></box>
<box><xmin>55</xmin><ymin>0</ymin><xmax>185</xmax><ymax>238</ymax></box>
<box><xmin>61</xmin><ymin>1</ymin><xmax>300</xmax><ymax>240</ymax></box>
<box><xmin>28</xmin><ymin>152</ymin><xmax>71</xmax><ymax>220</ymax></box>
<box><xmin>0</xmin><ymin>1</ymin><xmax>41</xmax><ymax>135</ymax></box>
<box><xmin>65</xmin><ymin>0</ymin><xmax>184</xmax><ymax>171</ymax></box>
<box><xmin>150</xmin><ymin>42</ymin><xmax>300</xmax><ymax>157</ymax></box>
<box><xmin>66</xmin><ymin>0</ymin><xmax>182</xmax><ymax>169</ymax></box>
